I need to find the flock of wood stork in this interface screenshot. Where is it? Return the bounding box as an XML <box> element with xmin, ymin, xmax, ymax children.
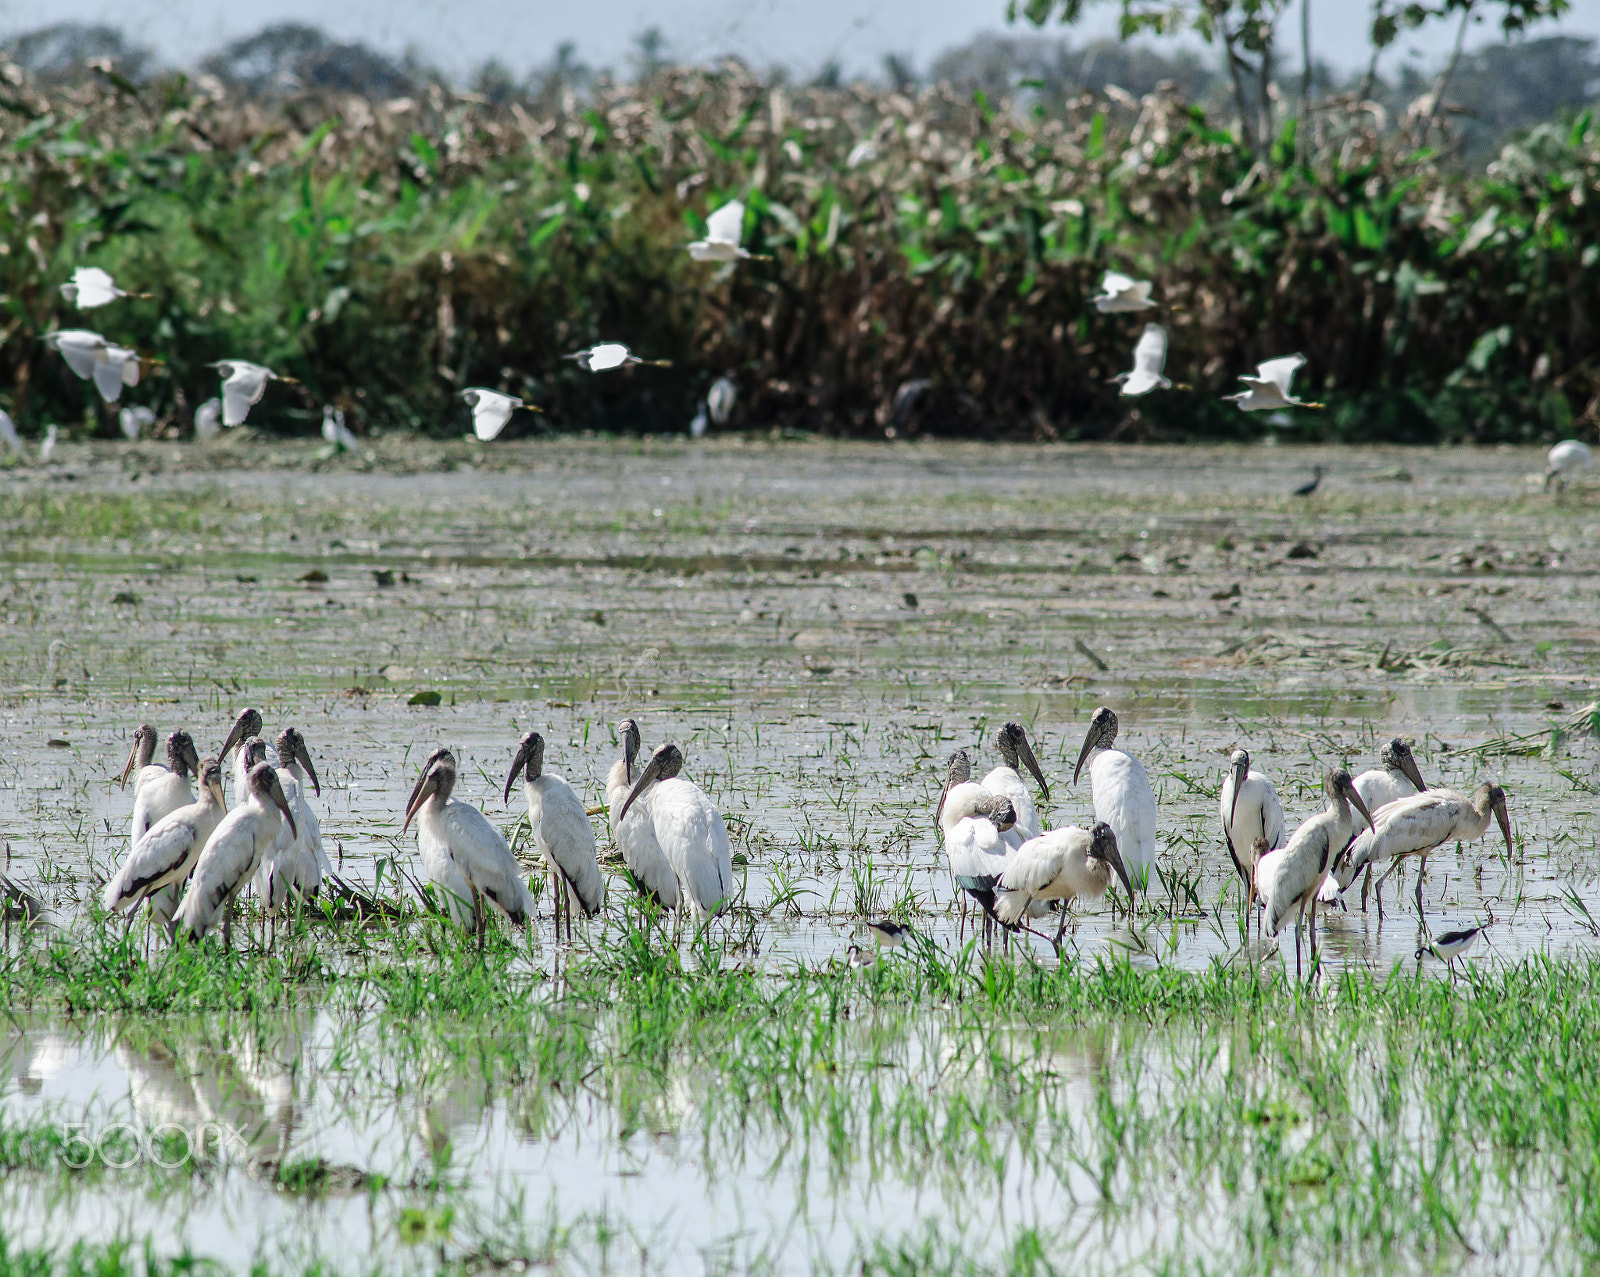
<box><xmin>97</xmin><ymin>700</ymin><xmax>1511</xmax><ymax>978</ymax></box>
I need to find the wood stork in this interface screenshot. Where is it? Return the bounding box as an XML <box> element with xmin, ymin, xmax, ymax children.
<box><xmin>1112</xmin><ymin>323</ymin><xmax>1171</xmax><ymax>397</ymax></box>
<box><xmin>1323</xmin><ymin>738</ymin><xmax>1429</xmax><ymax>911</ymax></box>
<box><xmin>1073</xmin><ymin>706</ymin><xmax>1157</xmax><ymax>897</ymax></box>
<box><xmin>864</xmin><ymin>919</ymin><xmax>908</xmax><ymax>949</ymax></box>
<box><xmin>942</xmin><ymin>790</ymin><xmax>1017</xmax><ymax>945</ymax></box>
<box><xmin>219</xmin><ymin>707</ymin><xmax>273</xmax><ymax>798</ymax></box>
<box><xmin>173</xmin><ymin>761</ymin><xmax>296</xmax><ymax>949</ymax></box>
<box><xmin>124</xmin><ymin>729</ymin><xmax>202</xmax><ymax>848</ymax></box>
<box><xmin>994</xmin><ymin>822</ymin><xmax>1131</xmax><ymax>949</ymax></box>
<box><xmin>103</xmin><ymin>758</ymin><xmax>227</xmax><ymax>931</ymax></box>
<box><xmin>505</xmin><ymin>730</ymin><xmax>605</xmax><ymax>940</ymax></box>
<box><xmin>1256</xmin><ymin>768</ymin><xmax>1373</xmax><ymax>978</ymax></box>
<box><xmin>1224</xmin><ymin>354</ymin><xmax>1324</xmax><ymax>412</ymax></box>
<box><xmin>1417</xmin><ymin>924</ymin><xmax>1482</xmax><ymax>978</ymax></box>
<box><xmin>403</xmin><ymin>748</ymin><xmax>535</xmax><ymax>943</ymax></box>
<box><xmin>60</xmin><ymin>266</ymin><xmax>149</xmax><ymax>308</ymax></box>
<box><xmin>1342</xmin><ymin>783</ymin><xmax>1511</xmax><ymax>921</ymax></box>
<box><xmin>1091</xmin><ymin>270</ymin><xmax>1155</xmax><ymax>313</ymax></box>
<box><xmin>1546</xmin><ymin>440</ymin><xmax>1592</xmax><ymax>490</ymax></box>
<box><xmin>565</xmin><ymin>343</ymin><xmax>671</xmax><ymax>372</ymax></box>
<box><xmin>604</xmin><ymin>720</ymin><xmax>679</xmax><ymax>912</ymax></box>
<box><xmin>258</xmin><ymin>728</ymin><xmax>329</xmax><ymax>914</ymax></box>
<box><xmin>687</xmin><ymin>201</ymin><xmax>768</xmax><ymax>262</ymax></box>
<box><xmin>460</xmin><ymin>388</ymin><xmax>537</xmax><ymax>441</ymax></box>
<box><xmin>1219</xmin><ymin>748</ymin><xmax>1287</xmax><ymax>923</ymax></box>
<box><xmin>209</xmin><ymin>361</ymin><xmax>297</xmax><ymax>427</ymax></box>
<box><xmin>982</xmin><ymin>723</ymin><xmax>1050</xmax><ymax>843</ymax></box>
<box><xmin>618</xmin><ymin>743</ymin><xmax>734</xmax><ymax>922</ymax></box>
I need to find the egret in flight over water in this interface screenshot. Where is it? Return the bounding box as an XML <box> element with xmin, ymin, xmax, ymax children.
<box><xmin>1112</xmin><ymin>323</ymin><xmax>1171</xmax><ymax>397</ymax></box>
<box><xmin>1225</xmin><ymin>354</ymin><xmax>1323</xmax><ymax>412</ymax></box>
<box><xmin>1092</xmin><ymin>271</ymin><xmax>1156</xmax><ymax>313</ymax></box>
<box><xmin>565</xmin><ymin>343</ymin><xmax>671</xmax><ymax>372</ymax></box>
<box><xmin>60</xmin><ymin>266</ymin><xmax>149</xmax><ymax>308</ymax></box>
<box><xmin>210</xmin><ymin>361</ymin><xmax>297</xmax><ymax>427</ymax></box>
<box><xmin>460</xmin><ymin>388</ymin><xmax>537</xmax><ymax>441</ymax></box>
<box><xmin>688</xmin><ymin>201</ymin><xmax>769</xmax><ymax>261</ymax></box>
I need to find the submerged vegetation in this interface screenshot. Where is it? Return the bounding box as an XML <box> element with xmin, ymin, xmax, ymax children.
<box><xmin>2</xmin><ymin>21</ymin><xmax>1600</xmax><ymax>444</ymax></box>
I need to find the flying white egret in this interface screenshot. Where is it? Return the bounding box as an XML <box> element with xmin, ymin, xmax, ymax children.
<box><xmin>1322</xmin><ymin>738</ymin><xmax>1429</xmax><ymax>910</ymax></box>
<box><xmin>1073</xmin><ymin>706</ymin><xmax>1157</xmax><ymax>896</ymax></box>
<box><xmin>618</xmin><ymin>743</ymin><xmax>734</xmax><ymax>922</ymax></box>
<box><xmin>1546</xmin><ymin>439</ymin><xmax>1592</xmax><ymax>490</ymax></box>
<box><xmin>505</xmin><ymin>730</ymin><xmax>605</xmax><ymax>940</ymax></box>
<box><xmin>1417</xmin><ymin>923</ymin><xmax>1482</xmax><ymax>977</ymax></box>
<box><xmin>942</xmin><ymin>790</ymin><xmax>1017</xmax><ymax>945</ymax></box>
<box><xmin>688</xmin><ymin>200</ymin><xmax>768</xmax><ymax>261</ymax></box>
<box><xmin>1092</xmin><ymin>270</ymin><xmax>1156</xmax><ymax>313</ymax></box>
<box><xmin>92</xmin><ymin>343</ymin><xmax>140</xmax><ymax>404</ymax></box>
<box><xmin>460</xmin><ymin>388</ymin><xmax>538</xmax><ymax>441</ymax></box>
<box><xmin>209</xmin><ymin>361</ymin><xmax>297</xmax><ymax>427</ymax></box>
<box><xmin>194</xmin><ymin>398</ymin><xmax>222</xmax><ymax>442</ymax></box>
<box><xmin>565</xmin><ymin>343</ymin><xmax>671</xmax><ymax>372</ymax></box>
<box><xmin>60</xmin><ymin>266</ymin><xmax>149</xmax><ymax>309</ymax></box>
<box><xmin>981</xmin><ymin>722</ymin><xmax>1050</xmax><ymax>843</ymax></box>
<box><xmin>257</xmin><ymin>728</ymin><xmax>329</xmax><ymax>915</ymax></box>
<box><xmin>604</xmin><ymin>719</ymin><xmax>679</xmax><ymax>912</ymax></box>
<box><xmin>1219</xmin><ymin>748</ymin><xmax>1287</xmax><ymax>923</ymax></box>
<box><xmin>44</xmin><ymin>329</ymin><xmax>107</xmax><ymax>380</ymax></box>
<box><xmin>1339</xmin><ymin>783</ymin><xmax>1511</xmax><ymax>921</ymax></box>
<box><xmin>1112</xmin><ymin>323</ymin><xmax>1172</xmax><ymax>397</ymax></box>
<box><xmin>321</xmin><ymin>406</ymin><xmax>359</xmax><ymax>452</ymax></box>
<box><xmin>994</xmin><ymin>822</ymin><xmax>1131</xmax><ymax>949</ymax></box>
<box><xmin>404</xmin><ymin>748</ymin><xmax>535</xmax><ymax>942</ymax></box>
<box><xmin>1224</xmin><ymin>354</ymin><xmax>1324</xmax><ymax>412</ymax></box>
<box><xmin>1256</xmin><ymin>768</ymin><xmax>1373</xmax><ymax>978</ymax></box>
<box><xmin>39</xmin><ymin>425</ymin><xmax>57</xmax><ymax>464</ymax></box>
<box><xmin>0</xmin><ymin>410</ymin><xmax>19</xmax><ymax>455</ymax></box>
<box><xmin>173</xmin><ymin>760</ymin><xmax>296</xmax><ymax>949</ymax></box>
<box><xmin>103</xmin><ymin>758</ymin><xmax>226</xmax><ymax>929</ymax></box>
<box><xmin>707</xmin><ymin>376</ymin><xmax>737</xmax><ymax>425</ymax></box>
<box><xmin>119</xmin><ymin>406</ymin><xmax>155</xmax><ymax>441</ymax></box>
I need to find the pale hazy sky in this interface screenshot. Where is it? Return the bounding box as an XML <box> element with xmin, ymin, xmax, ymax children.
<box><xmin>13</xmin><ymin>0</ymin><xmax>1600</xmax><ymax>79</ymax></box>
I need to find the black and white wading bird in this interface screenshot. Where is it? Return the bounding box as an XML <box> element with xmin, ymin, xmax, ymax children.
<box><xmin>942</xmin><ymin>789</ymin><xmax>1016</xmax><ymax>947</ymax></box>
<box><xmin>864</xmin><ymin>919</ymin><xmax>908</xmax><ymax>949</ymax></box>
<box><xmin>981</xmin><ymin>723</ymin><xmax>1050</xmax><ymax>843</ymax></box>
<box><xmin>605</xmin><ymin>720</ymin><xmax>680</xmax><ymax>912</ymax></box>
<box><xmin>1322</xmin><ymin>738</ymin><xmax>1429</xmax><ymax>911</ymax></box>
<box><xmin>404</xmin><ymin>748</ymin><xmax>535</xmax><ymax>945</ymax></box>
<box><xmin>121</xmin><ymin>728</ymin><xmax>202</xmax><ymax>928</ymax></box>
<box><xmin>505</xmin><ymin>731</ymin><xmax>605</xmax><ymax>941</ymax></box>
<box><xmin>173</xmin><ymin>760</ymin><xmax>297</xmax><ymax>949</ymax></box>
<box><xmin>1074</xmin><ymin>707</ymin><xmax>1156</xmax><ymax>896</ymax></box>
<box><xmin>1417</xmin><ymin>924</ymin><xmax>1482</xmax><ymax>978</ymax></box>
<box><xmin>1219</xmin><ymin>748</ymin><xmax>1287</xmax><ymax>927</ymax></box>
<box><xmin>257</xmin><ymin>729</ymin><xmax>329</xmax><ymax>916</ymax></box>
<box><xmin>618</xmin><ymin>743</ymin><xmax>734</xmax><ymax>924</ymax></box>
<box><xmin>993</xmin><ymin>822</ymin><xmax>1131</xmax><ymax>951</ymax></box>
<box><xmin>103</xmin><ymin>758</ymin><xmax>227</xmax><ymax>942</ymax></box>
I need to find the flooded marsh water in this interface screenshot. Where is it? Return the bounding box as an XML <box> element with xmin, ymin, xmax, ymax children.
<box><xmin>1</xmin><ymin>438</ymin><xmax>1598</xmax><ymax>1273</ymax></box>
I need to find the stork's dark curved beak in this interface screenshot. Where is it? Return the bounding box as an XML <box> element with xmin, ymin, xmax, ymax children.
<box><xmin>1016</xmin><ymin>732</ymin><xmax>1050</xmax><ymax>801</ymax></box>
<box><xmin>1073</xmin><ymin>723</ymin><xmax>1099</xmax><ymax>786</ymax></box>
<box><xmin>118</xmin><ymin>740</ymin><xmax>140</xmax><ymax>790</ymax></box>
<box><xmin>504</xmin><ymin>735</ymin><xmax>536</xmax><ymax>806</ymax></box>
<box><xmin>1397</xmin><ymin>746</ymin><xmax>1427</xmax><ymax>794</ymax></box>
<box><xmin>1228</xmin><ymin>753</ymin><xmax>1249</xmax><ymax>827</ymax></box>
<box><xmin>402</xmin><ymin>768</ymin><xmax>438</xmax><ymax>836</ymax></box>
<box><xmin>619</xmin><ymin>748</ymin><xmax>670</xmax><ymax>823</ymax></box>
<box><xmin>266</xmin><ymin>773</ymin><xmax>298</xmax><ymax>842</ymax></box>
<box><xmin>1104</xmin><ymin>831</ymin><xmax>1133</xmax><ymax>900</ymax></box>
<box><xmin>1345</xmin><ymin>783</ymin><xmax>1375</xmax><ymax>834</ymax></box>
<box><xmin>218</xmin><ymin>709</ymin><xmax>257</xmax><ymax>761</ymax></box>
<box><xmin>1493</xmin><ymin>793</ymin><xmax>1513</xmax><ymax>856</ymax></box>
<box><xmin>294</xmin><ymin>740</ymin><xmax>321</xmax><ymax>798</ymax></box>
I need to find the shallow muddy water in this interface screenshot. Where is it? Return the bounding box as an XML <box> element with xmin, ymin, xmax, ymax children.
<box><xmin>1</xmin><ymin>438</ymin><xmax>1597</xmax><ymax>1271</ymax></box>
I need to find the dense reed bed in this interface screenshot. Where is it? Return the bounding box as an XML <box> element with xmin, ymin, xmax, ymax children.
<box><xmin>2</xmin><ymin>53</ymin><xmax>1596</xmax><ymax>443</ymax></box>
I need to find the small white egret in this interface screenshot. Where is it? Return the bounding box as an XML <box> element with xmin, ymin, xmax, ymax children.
<box><xmin>45</xmin><ymin>329</ymin><xmax>107</xmax><ymax>380</ymax></box>
<box><xmin>618</xmin><ymin>743</ymin><xmax>734</xmax><ymax>922</ymax></box>
<box><xmin>994</xmin><ymin>822</ymin><xmax>1131</xmax><ymax>948</ymax></box>
<box><xmin>981</xmin><ymin>722</ymin><xmax>1050</xmax><ymax>843</ymax></box>
<box><xmin>1417</xmin><ymin>924</ymin><xmax>1482</xmax><ymax>977</ymax></box>
<box><xmin>605</xmin><ymin>720</ymin><xmax>679</xmax><ymax>912</ymax></box>
<box><xmin>1322</xmin><ymin>738</ymin><xmax>1429</xmax><ymax>910</ymax></box>
<box><xmin>194</xmin><ymin>398</ymin><xmax>222</xmax><ymax>442</ymax></box>
<box><xmin>92</xmin><ymin>343</ymin><xmax>140</xmax><ymax>404</ymax></box>
<box><xmin>1073</xmin><ymin>706</ymin><xmax>1157</xmax><ymax>896</ymax></box>
<box><xmin>321</xmin><ymin>405</ymin><xmax>359</xmax><ymax>452</ymax></box>
<box><xmin>688</xmin><ymin>200</ymin><xmax>768</xmax><ymax>261</ymax></box>
<box><xmin>103</xmin><ymin>758</ymin><xmax>226</xmax><ymax>929</ymax></box>
<box><xmin>1092</xmin><ymin>270</ymin><xmax>1156</xmax><ymax>313</ymax></box>
<box><xmin>505</xmin><ymin>730</ymin><xmax>605</xmax><ymax>940</ymax></box>
<box><xmin>404</xmin><ymin>748</ymin><xmax>535</xmax><ymax>941</ymax></box>
<box><xmin>173</xmin><ymin>760</ymin><xmax>297</xmax><ymax>948</ymax></box>
<box><xmin>60</xmin><ymin>266</ymin><xmax>149</xmax><ymax>309</ymax></box>
<box><xmin>39</xmin><ymin>425</ymin><xmax>57</xmax><ymax>464</ymax></box>
<box><xmin>460</xmin><ymin>388</ymin><xmax>537</xmax><ymax>441</ymax></box>
<box><xmin>1112</xmin><ymin>323</ymin><xmax>1172</xmax><ymax>397</ymax></box>
<box><xmin>1257</xmin><ymin>768</ymin><xmax>1373</xmax><ymax>977</ymax></box>
<box><xmin>119</xmin><ymin>406</ymin><xmax>155</xmax><ymax>441</ymax></box>
<box><xmin>1224</xmin><ymin>354</ymin><xmax>1324</xmax><ymax>411</ymax></box>
<box><xmin>1546</xmin><ymin>439</ymin><xmax>1592</xmax><ymax>490</ymax></box>
<box><xmin>258</xmin><ymin>728</ymin><xmax>329</xmax><ymax>914</ymax></box>
<box><xmin>0</xmin><ymin>409</ymin><xmax>19</xmax><ymax>455</ymax></box>
<box><xmin>565</xmin><ymin>343</ymin><xmax>671</xmax><ymax>372</ymax></box>
<box><xmin>1343</xmin><ymin>783</ymin><xmax>1511</xmax><ymax>920</ymax></box>
<box><xmin>1219</xmin><ymin>748</ymin><xmax>1287</xmax><ymax>921</ymax></box>
<box><xmin>209</xmin><ymin>360</ymin><xmax>296</xmax><ymax>427</ymax></box>
<box><xmin>707</xmin><ymin>376</ymin><xmax>737</xmax><ymax>425</ymax></box>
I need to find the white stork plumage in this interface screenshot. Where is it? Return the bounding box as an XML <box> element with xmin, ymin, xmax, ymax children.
<box><xmin>404</xmin><ymin>748</ymin><xmax>535</xmax><ymax>942</ymax></box>
<box><xmin>943</xmin><ymin>788</ymin><xmax>1016</xmax><ymax>944</ymax></box>
<box><xmin>103</xmin><ymin>757</ymin><xmax>227</xmax><ymax>930</ymax></box>
<box><xmin>505</xmin><ymin>730</ymin><xmax>605</xmax><ymax>940</ymax></box>
<box><xmin>257</xmin><ymin>728</ymin><xmax>329</xmax><ymax>913</ymax></box>
<box><xmin>1321</xmin><ymin>737</ymin><xmax>1429</xmax><ymax>911</ymax></box>
<box><xmin>994</xmin><ymin>822</ymin><xmax>1131</xmax><ymax>948</ymax></box>
<box><xmin>618</xmin><ymin>743</ymin><xmax>733</xmax><ymax>922</ymax></box>
<box><xmin>1256</xmin><ymin>768</ymin><xmax>1373</xmax><ymax>978</ymax></box>
<box><xmin>173</xmin><ymin>761</ymin><xmax>297</xmax><ymax>949</ymax></box>
<box><xmin>1073</xmin><ymin>706</ymin><xmax>1157</xmax><ymax>896</ymax></box>
<box><xmin>1219</xmin><ymin>748</ymin><xmax>1287</xmax><ymax>922</ymax></box>
<box><xmin>605</xmin><ymin>720</ymin><xmax>679</xmax><ymax>912</ymax></box>
<box><xmin>1336</xmin><ymin>782</ymin><xmax>1511</xmax><ymax>921</ymax></box>
<box><xmin>121</xmin><ymin>726</ymin><xmax>200</xmax><ymax>835</ymax></box>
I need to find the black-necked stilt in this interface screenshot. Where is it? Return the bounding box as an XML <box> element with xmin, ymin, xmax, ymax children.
<box><xmin>847</xmin><ymin>942</ymin><xmax>876</xmax><ymax>969</ymax></box>
<box><xmin>1417</xmin><ymin>925</ymin><xmax>1481</xmax><ymax>977</ymax></box>
<box><xmin>864</xmin><ymin>919</ymin><xmax>908</xmax><ymax>949</ymax></box>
